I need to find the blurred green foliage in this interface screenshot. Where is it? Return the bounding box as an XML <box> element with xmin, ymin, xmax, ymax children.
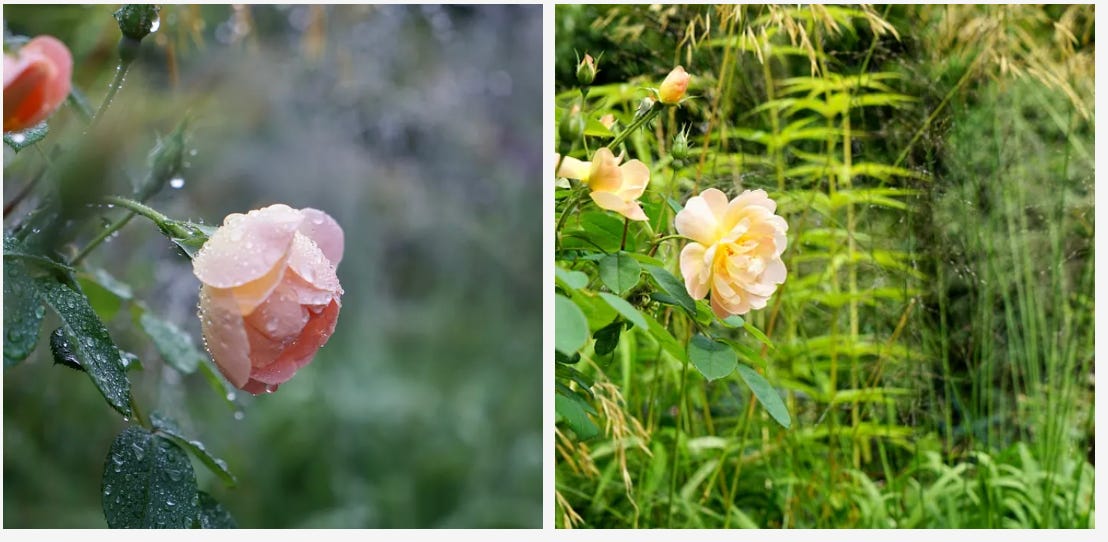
<box><xmin>4</xmin><ymin>5</ymin><xmax>541</xmax><ymax>528</ymax></box>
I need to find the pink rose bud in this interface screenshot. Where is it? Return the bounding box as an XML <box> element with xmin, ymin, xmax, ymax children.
<box><xmin>192</xmin><ymin>204</ymin><xmax>344</xmax><ymax>394</ymax></box>
<box><xmin>658</xmin><ymin>66</ymin><xmax>690</xmax><ymax>105</ymax></box>
<box><xmin>3</xmin><ymin>35</ymin><xmax>73</xmax><ymax>133</ymax></box>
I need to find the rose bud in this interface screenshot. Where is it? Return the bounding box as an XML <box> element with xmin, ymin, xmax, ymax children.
<box><xmin>576</xmin><ymin>52</ymin><xmax>597</xmax><ymax>86</ymax></box>
<box><xmin>192</xmin><ymin>204</ymin><xmax>344</xmax><ymax>394</ymax></box>
<box><xmin>658</xmin><ymin>66</ymin><xmax>691</xmax><ymax>105</ymax></box>
<box><xmin>3</xmin><ymin>35</ymin><xmax>73</xmax><ymax>133</ymax></box>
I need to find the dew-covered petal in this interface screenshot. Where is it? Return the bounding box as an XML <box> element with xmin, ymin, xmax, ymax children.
<box><xmin>298</xmin><ymin>208</ymin><xmax>344</xmax><ymax>265</ymax></box>
<box><xmin>244</xmin><ymin>282</ymin><xmax>310</xmax><ymax>343</ymax></box>
<box><xmin>192</xmin><ymin>204</ymin><xmax>303</xmax><ymax>289</ymax></box>
<box><xmin>198</xmin><ymin>285</ymin><xmax>251</xmax><ymax>388</ymax></box>
<box><xmin>250</xmin><ymin>300</ymin><xmax>340</xmax><ymax>385</ymax></box>
<box><xmin>287</xmin><ymin>232</ymin><xmax>342</xmax><ymax>294</ymax></box>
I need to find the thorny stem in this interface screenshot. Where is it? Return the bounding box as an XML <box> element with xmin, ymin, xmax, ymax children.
<box><xmin>71</xmin><ymin>196</ymin><xmax>174</xmax><ymax>265</ymax></box>
<box><xmin>90</xmin><ymin>59</ymin><xmax>134</xmax><ymax>128</ymax></box>
<box><xmin>608</xmin><ymin>104</ymin><xmax>662</xmax><ymax>151</ymax></box>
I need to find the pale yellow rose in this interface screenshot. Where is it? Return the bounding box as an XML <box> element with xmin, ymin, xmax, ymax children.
<box><xmin>658</xmin><ymin>66</ymin><xmax>690</xmax><ymax>104</ymax></box>
<box><xmin>556</xmin><ymin>147</ymin><xmax>649</xmax><ymax>221</ymax></box>
<box><xmin>675</xmin><ymin>188</ymin><xmax>788</xmax><ymax>318</ymax></box>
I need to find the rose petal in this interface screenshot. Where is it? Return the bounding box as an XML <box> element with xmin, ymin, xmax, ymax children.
<box><xmin>244</xmin><ymin>282</ymin><xmax>310</xmax><ymax>343</ymax></box>
<box><xmin>198</xmin><ymin>285</ymin><xmax>252</xmax><ymax>388</ymax></box>
<box><xmin>298</xmin><ymin>208</ymin><xmax>345</xmax><ymax>265</ymax></box>
<box><xmin>616</xmin><ymin>159</ymin><xmax>650</xmax><ymax>200</ymax></box>
<box><xmin>193</xmin><ymin>204</ymin><xmax>303</xmax><ymax>289</ymax></box>
<box><xmin>679</xmin><ymin>243</ymin><xmax>710</xmax><ymax>299</ymax></box>
<box><xmin>675</xmin><ymin>191</ymin><xmax>722</xmax><ymax>246</ymax></box>
<box><xmin>589</xmin><ymin>191</ymin><xmax>648</xmax><ymax>221</ymax></box>
<box><xmin>555</xmin><ymin>154</ymin><xmax>590</xmax><ymax>181</ymax></box>
<box><xmin>250</xmin><ymin>300</ymin><xmax>340</xmax><ymax>385</ymax></box>
<box><xmin>287</xmin><ymin>232</ymin><xmax>342</xmax><ymax>294</ymax></box>
<box><xmin>586</xmin><ymin>148</ymin><xmax>622</xmax><ymax>192</ymax></box>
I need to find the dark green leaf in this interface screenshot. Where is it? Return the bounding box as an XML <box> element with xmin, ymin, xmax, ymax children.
<box><xmin>35</xmin><ymin>277</ymin><xmax>131</xmax><ymax>416</ymax></box>
<box><xmin>555</xmin><ymin>294</ymin><xmax>589</xmax><ymax>356</ymax></box>
<box><xmin>139</xmin><ymin>312</ymin><xmax>203</xmax><ymax>374</ymax></box>
<box><xmin>688</xmin><ymin>334</ymin><xmax>738</xmax><ymax>381</ymax></box>
<box><xmin>645</xmin><ymin>265</ymin><xmax>696</xmax><ymax>315</ymax></box>
<box><xmin>151</xmin><ymin>413</ymin><xmax>237</xmax><ymax>488</ymax></box>
<box><xmin>555</xmin><ymin>350</ymin><xmax>581</xmax><ymax>364</ymax></box>
<box><xmin>555</xmin><ymin>266</ymin><xmax>589</xmax><ymax>290</ymax></box>
<box><xmin>598</xmin><ymin>252</ymin><xmax>640</xmax><ymax>295</ymax></box>
<box><xmin>196</xmin><ymin>492</ymin><xmax>237</xmax><ymax>528</ymax></box>
<box><xmin>102</xmin><ymin>426</ymin><xmax>200</xmax><ymax>528</ymax></box>
<box><xmin>597</xmin><ymin>292</ymin><xmax>647</xmax><ymax>329</ymax></box>
<box><xmin>592</xmin><ymin>320</ymin><xmax>622</xmax><ymax>356</ymax></box>
<box><xmin>3</xmin><ymin>260</ymin><xmax>45</xmax><ymax>366</ymax></box>
<box><xmin>555</xmin><ymin>392</ymin><xmax>599</xmax><ymax>440</ymax></box>
<box><xmin>49</xmin><ymin>328</ymin><xmax>84</xmax><ymax>371</ymax></box>
<box><xmin>736</xmin><ymin>364</ymin><xmax>791</xmax><ymax>428</ymax></box>
<box><xmin>4</xmin><ymin>121</ymin><xmax>48</xmax><ymax>152</ymax></box>
<box><xmin>555</xmin><ymin>364</ymin><xmax>595</xmax><ymax>392</ymax></box>
<box><xmin>119</xmin><ymin>350</ymin><xmax>143</xmax><ymax>371</ymax></box>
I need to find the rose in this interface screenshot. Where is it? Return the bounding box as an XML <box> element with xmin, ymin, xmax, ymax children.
<box><xmin>556</xmin><ymin>147</ymin><xmax>650</xmax><ymax>221</ymax></box>
<box><xmin>3</xmin><ymin>35</ymin><xmax>73</xmax><ymax>133</ymax></box>
<box><xmin>192</xmin><ymin>204</ymin><xmax>344</xmax><ymax>394</ymax></box>
<box><xmin>657</xmin><ymin>66</ymin><xmax>690</xmax><ymax>105</ymax></box>
<box><xmin>675</xmin><ymin>188</ymin><xmax>788</xmax><ymax>318</ymax></box>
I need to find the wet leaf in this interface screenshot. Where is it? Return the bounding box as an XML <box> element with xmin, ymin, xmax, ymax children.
<box><xmin>150</xmin><ymin>413</ymin><xmax>237</xmax><ymax>488</ymax></box>
<box><xmin>35</xmin><ymin>277</ymin><xmax>131</xmax><ymax>416</ymax></box>
<box><xmin>3</xmin><ymin>121</ymin><xmax>48</xmax><ymax>152</ymax></box>
<box><xmin>139</xmin><ymin>312</ymin><xmax>203</xmax><ymax>374</ymax></box>
<box><xmin>49</xmin><ymin>328</ymin><xmax>84</xmax><ymax>371</ymax></box>
<box><xmin>101</xmin><ymin>426</ymin><xmax>200</xmax><ymax>528</ymax></box>
<box><xmin>196</xmin><ymin>492</ymin><xmax>237</xmax><ymax>528</ymax></box>
<box><xmin>3</xmin><ymin>260</ymin><xmax>45</xmax><ymax>366</ymax></box>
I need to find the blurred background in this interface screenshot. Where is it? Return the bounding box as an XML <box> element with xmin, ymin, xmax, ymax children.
<box><xmin>3</xmin><ymin>5</ymin><xmax>541</xmax><ymax>528</ymax></box>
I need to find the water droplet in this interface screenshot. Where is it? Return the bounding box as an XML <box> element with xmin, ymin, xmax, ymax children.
<box><xmin>11</xmin><ymin>134</ymin><xmax>26</xmax><ymax>144</ymax></box>
<box><xmin>233</xmin><ymin>411</ymin><xmax>245</xmax><ymax>421</ymax></box>
<box><xmin>189</xmin><ymin>149</ymin><xmax>198</xmax><ymax>156</ymax></box>
<box><xmin>150</xmin><ymin>17</ymin><xmax>161</xmax><ymax>33</ymax></box>
<box><xmin>169</xmin><ymin>177</ymin><xmax>185</xmax><ymax>189</ymax></box>
<box><xmin>166</xmin><ymin>498</ymin><xmax>176</xmax><ymax>506</ymax></box>
<box><xmin>226</xmin><ymin>392</ymin><xmax>236</xmax><ymax>401</ymax></box>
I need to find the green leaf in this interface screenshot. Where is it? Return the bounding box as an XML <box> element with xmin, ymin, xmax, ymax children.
<box><xmin>139</xmin><ymin>312</ymin><xmax>203</xmax><ymax>374</ymax></box>
<box><xmin>3</xmin><ymin>260</ymin><xmax>45</xmax><ymax>366</ymax></box>
<box><xmin>592</xmin><ymin>320</ymin><xmax>622</xmax><ymax>356</ymax></box>
<box><xmin>596</xmin><ymin>292</ymin><xmax>647</xmax><ymax>329</ymax></box>
<box><xmin>102</xmin><ymin>426</ymin><xmax>200</xmax><ymax>528</ymax></box>
<box><xmin>77</xmin><ymin>268</ymin><xmax>133</xmax><ymax>322</ymax></box>
<box><xmin>555</xmin><ymin>294</ymin><xmax>588</xmax><ymax>356</ymax></box>
<box><xmin>645</xmin><ymin>265</ymin><xmax>696</xmax><ymax>315</ymax></box>
<box><xmin>555</xmin><ymin>392</ymin><xmax>599</xmax><ymax>440</ymax></box>
<box><xmin>555</xmin><ymin>266</ymin><xmax>589</xmax><ymax>290</ymax></box>
<box><xmin>3</xmin><ymin>121</ymin><xmax>48</xmax><ymax>152</ymax></box>
<box><xmin>151</xmin><ymin>413</ymin><xmax>237</xmax><ymax>488</ymax></box>
<box><xmin>666</xmin><ymin>196</ymin><xmax>684</xmax><ymax>214</ymax></box>
<box><xmin>736</xmin><ymin>364</ymin><xmax>791</xmax><ymax>428</ymax></box>
<box><xmin>196</xmin><ymin>492</ymin><xmax>237</xmax><ymax>528</ymax></box>
<box><xmin>743</xmin><ymin>320</ymin><xmax>775</xmax><ymax>349</ymax></box>
<box><xmin>721</xmin><ymin>315</ymin><xmax>745</xmax><ymax>328</ymax></box>
<box><xmin>687</xmin><ymin>334</ymin><xmax>738</xmax><ymax>381</ymax></box>
<box><xmin>598</xmin><ymin>252</ymin><xmax>640</xmax><ymax>295</ymax></box>
<box><xmin>169</xmin><ymin>222</ymin><xmax>215</xmax><ymax>259</ymax></box>
<box><xmin>642</xmin><ymin>312</ymin><xmax>687</xmax><ymax>362</ymax></box>
<box><xmin>35</xmin><ymin>277</ymin><xmax>131</xmax><ymax>416</ymax></box>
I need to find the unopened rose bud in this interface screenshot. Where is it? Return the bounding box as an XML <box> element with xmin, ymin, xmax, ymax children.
<box><xmin>576</xmin><ymin>53</ymin><xmax>597</xmax><ymax>86</ymax></box>
<box><xmin>113</xmin><ymin>4</ymin><xmax>161</xmax><ymax>41</ymax></box>
<box><xmin>658</xmin><ymin>66</ymin><xmax>691</xmax><ymax>105</ymax></box>
<box><xmin>672</xmin><ymin>129</ymin><xmax>689</xmax><ymax>161</ymax></box>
